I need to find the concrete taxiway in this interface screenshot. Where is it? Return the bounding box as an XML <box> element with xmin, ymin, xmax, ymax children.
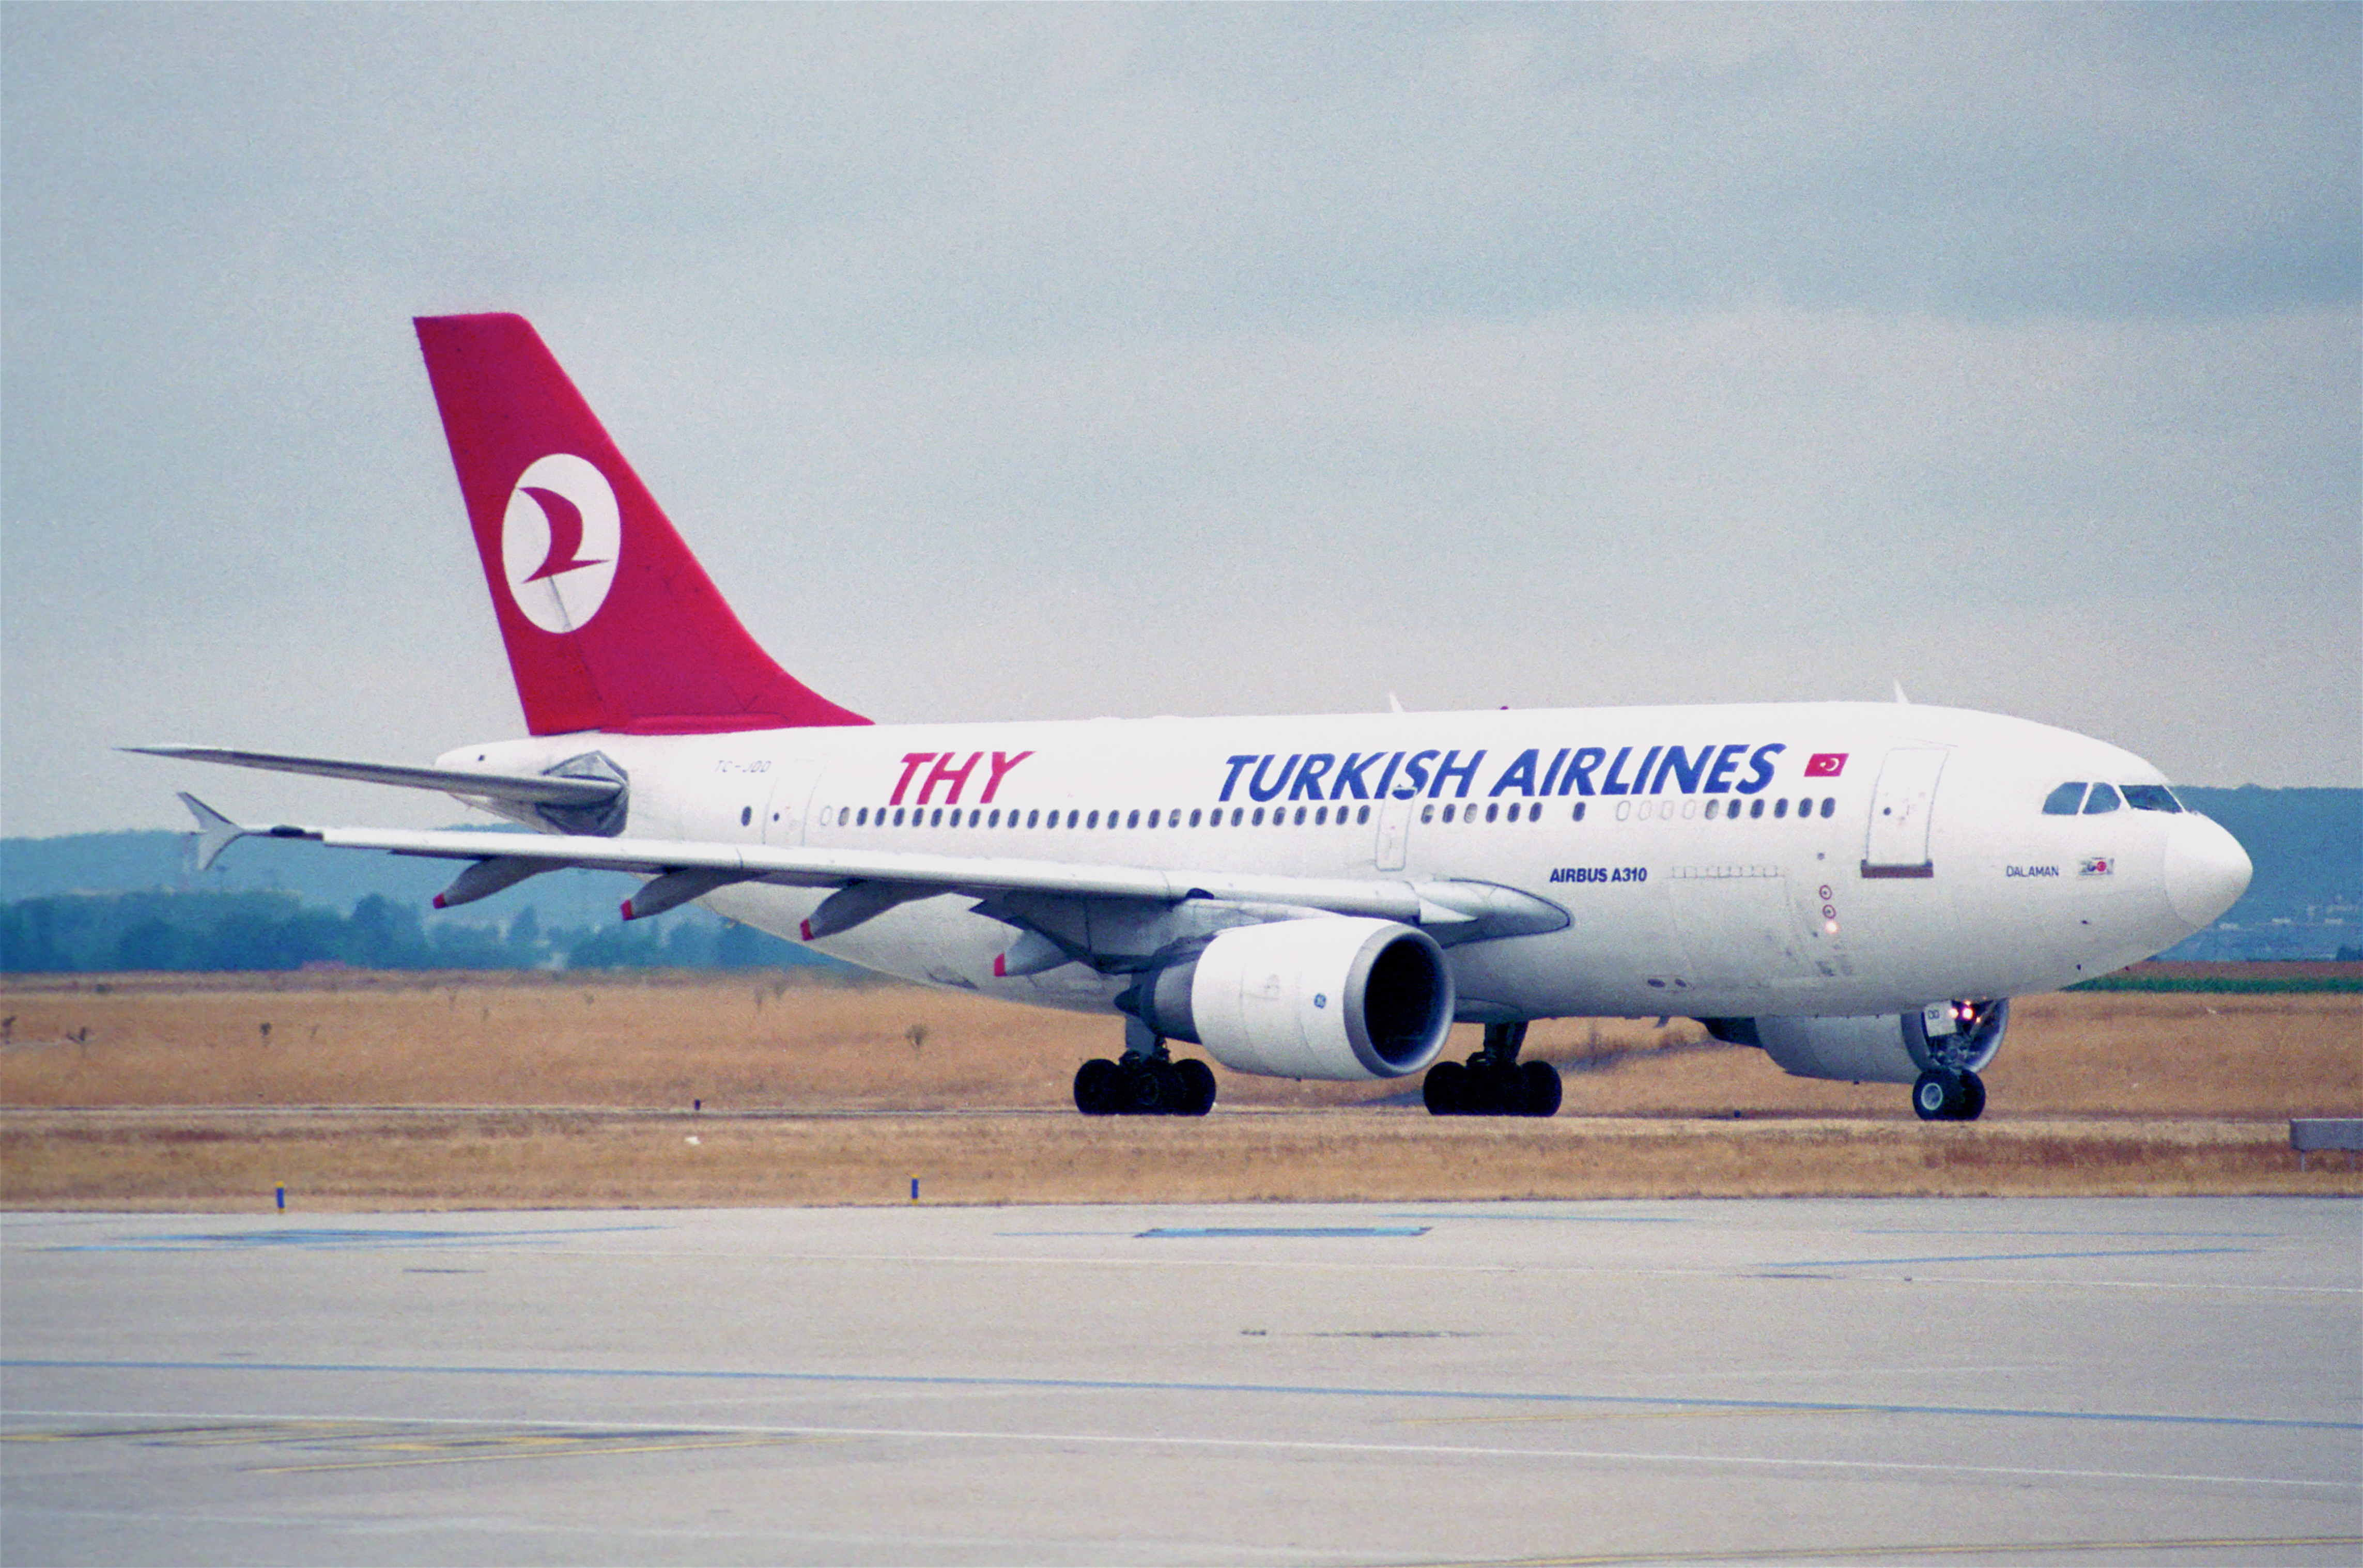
<box><xmin>3</xmin><ymin>1197</ymin><xmax>2358</xmax><ymax>1566</ymax></box>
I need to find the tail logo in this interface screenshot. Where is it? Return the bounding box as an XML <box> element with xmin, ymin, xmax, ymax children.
<box><xmin>500</xmin><ymin>454</ymin><xmax>620</xmax><ymax>633</ymax></box>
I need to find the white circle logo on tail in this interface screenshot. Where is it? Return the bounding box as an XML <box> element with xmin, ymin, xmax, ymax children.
<box><xmin>501</xmin><ymin>454</ymin><xmax>620</xmax><ymax>633</ymax></box>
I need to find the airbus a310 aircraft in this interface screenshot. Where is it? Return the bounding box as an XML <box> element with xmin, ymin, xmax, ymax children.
<box><xmin>142</xmin><ymin>314</ymin><xmax>2253</xmax><ymax>1122</ymax></box>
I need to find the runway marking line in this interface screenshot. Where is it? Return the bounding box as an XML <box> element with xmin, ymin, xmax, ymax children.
<box><xmin>11</xmin><ymin>1409</ymin><xmax>2356</xmax><ymax>1495</ymax></box>
<box><xmin>1403</xmin><ymin>1534</ymin><xmax>2363</xmax><ymax>1565</ymax></box>
<box><xmin>10</xmin><ymin>1357</ymin><xmax>2354</xmax><ymax>1433</ymax></box>
<box><xmin>1396</xmin><ymin>1407</ymin><xmax>1888</xmax><ymax>1428</ymax></box>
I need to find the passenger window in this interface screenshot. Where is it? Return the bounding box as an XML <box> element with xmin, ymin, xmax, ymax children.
<box><xmin>1484</xmin><ymin>803</ymin><xmax>1498</xmax><ymax>823</ymax></box>
<box><xmin>1126</xmin><ymin>810</ymin><xmax>1139</xmax><ymax>829</ymax></box>
<box><xmin>1292</xmin><ymin>806</ymin><xmax>1304</xmax><ymax>826</ymax></box>
<box><xmin>1442</xmin><ymin>804</ymin><xmax>1456</xmax><ymax>823</ymax></box>
<box><xmin>893</xmin><ymin>808</ymin><xmax>906</xmax><ymax>826</ymax></box>
<box><xmin>1421</xmin><ymin>804</ymin><xmax>1435</xmax><ymax>824</ymax></box>
<box><xmin>1147</xmin><ymin>810</ymin><xmax>1159</xmax><ymax>828</ymax></box>
<box><xmin>1820</xmin><ymin>797</ymin><xmax>1835</xmax><ymax>818</ymax></box>
<box><xmin>1750</xmin><ymin>799</ymin><xmax>1765</xmax><ymax>819</ymax></box>
<box><xmin>1706</xmin><ymin>799</ymin><xmax>1721</xmax><ymax>820</ymax></box>
<box><xmin>1189</xmin><ymin>809</ymin><xmax>1202</xmax><ymax>827</ymax></box>
<box><xmin>1357</xmin><ymin>805</ymin><xmax>1370</xmax><ymax>825</ymax></box>
<box><xmin>1572</xmin><ymin>802</ymin><xmax>1585</xmax><ymax>821</ymax></box>
<box><xmin>2083</xmin><ymin>783</ymin><xmax>2122</xmax><ymax>815</ymax></box>
<box><xmin>1774</xmin><ymin>799</ymin><xmax>1788</xmax><ymax>819</ymax></box>
<box><xmin>2042</xmin><ymin>782</ymin><xmax>2087</xmax><ymax>815</ymax></box>
<box><xmin>2122</xmin><ymin>784</ymin><xmax>2181</xmax><ymax>813</ymax></box>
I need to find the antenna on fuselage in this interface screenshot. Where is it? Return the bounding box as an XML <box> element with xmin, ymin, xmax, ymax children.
<box><xmin>1893</xmin><ymin>680</ymin><xmax>1911</xmax><ymax>705</ymax></box>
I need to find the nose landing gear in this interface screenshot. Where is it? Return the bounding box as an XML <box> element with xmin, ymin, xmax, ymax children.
<box><xmin>1423</xmin><ymin>1022</ymin><xmax>1562</xmax><ymax>1117</ymax></box>
<box><xmin>1912</xmin><ymin>1068</ymin><xmax>1986</xmax><ymax>1122</ymax></box>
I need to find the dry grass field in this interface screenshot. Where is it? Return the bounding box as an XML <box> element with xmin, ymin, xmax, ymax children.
<box><xmin>3</xmin><ymin>969</ymin><xmax>2357</xmax><ymax>1207</ymax></box>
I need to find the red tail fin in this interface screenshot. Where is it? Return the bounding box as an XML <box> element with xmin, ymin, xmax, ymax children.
<box><xmin>414</xmin><ymin>313</ymin><xmax>868</xmax><ymax>736</ymax></box>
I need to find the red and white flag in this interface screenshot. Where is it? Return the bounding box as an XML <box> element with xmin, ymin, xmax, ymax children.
<box><xmin>1804</xmin><ymin>753</ymin><xmax>1847</xmax><ymax>778</ymax></box>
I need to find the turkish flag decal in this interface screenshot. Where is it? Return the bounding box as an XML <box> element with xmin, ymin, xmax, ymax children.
<box><xmin>1805</xmin><ymin>753</ymin><xmax>1848</xmax><ymax>778</ymax></box>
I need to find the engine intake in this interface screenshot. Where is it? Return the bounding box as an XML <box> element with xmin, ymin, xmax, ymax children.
<box><xmin>1129</xmin><ymin>917</ymin><xmax>1455</xmax><ymax>1081</ymax></box>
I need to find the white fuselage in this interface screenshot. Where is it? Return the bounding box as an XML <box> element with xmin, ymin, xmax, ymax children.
<box><xmin>442</xmin><ymin>700</ymin><xmax>2246</xmax><ymax>1024</ymax></box>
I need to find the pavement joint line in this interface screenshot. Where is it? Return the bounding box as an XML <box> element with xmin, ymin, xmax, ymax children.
<box><xmin>1773</xmin><ymin>1246</ymin><xmax>2251</xmax><ymax>1267</ymax></box>
<box><xmin>8</xmin><ymin>1359</ymin><xmax>2356</xmax><ymax>1433</ymax></box>
<box><xmin>3</xmin><ymin>1408</ymin><xmax>2351</xmax><ymax>1493</ymax></box>
<box><xmin>1399</xmin><ymin>1535</ymin><xmax>2363</xmax><ymax>1566</ymax></box>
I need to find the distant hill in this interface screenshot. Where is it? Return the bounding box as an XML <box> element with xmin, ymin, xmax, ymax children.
<box><xmin>2</xmin><ymin>785</ymin><xmax>2353</xmax><ymax>971</ymax></box>
<box><xmin>0</xmin><ymin>828</ymin><xmax>845</xmax><ymax>974</ymax></box>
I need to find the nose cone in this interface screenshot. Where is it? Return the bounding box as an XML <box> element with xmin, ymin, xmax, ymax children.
<box><xmin>2165</xmin><ymin>813</ymin><xmax>2252</xmax><ymax>930</ymax></box>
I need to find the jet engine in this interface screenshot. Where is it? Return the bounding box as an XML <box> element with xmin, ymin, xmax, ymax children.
<box><xmin>1125</xmin><ymin>917</ymin><xmax>1455</xmax><ymax>1081</ymax></box>
<box><xmin>1701</xmin><ymin>999</ymin><xmax>2009</xmax><ymax>1085</ymax></box>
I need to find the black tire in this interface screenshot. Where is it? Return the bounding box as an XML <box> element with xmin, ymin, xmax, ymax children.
<box><xmin>1423</xmin><ymin>1060</ymin><xmax>1466</xmax><ymax>1115</ymax></box>
<box><xmin>1490</xmin><ymin>1061</ymin><xmax>1529</xmax><ymax>1117</ymax></box>
<box><xmin>1172</xmin><ymin>1058</ymin><xmax>1217</xmax><ymax>1117</ymax></box>
<box><xmin>1125</xmin><ymin>1059</ymin><xmax>1169</xmax><ymax>1115</ymax></box>
<box><xmin>1519</xmin><ymin>1060</ymin><xmax>1562</xmax><ymax>1118</ymax></box>
<box><xmin>1074</xmin><ymin>1058</ymin><xmax>1124</xmax><ymax>1115</ymax></box>
<box><xmin>1912</xmin><ymin>1069</ymin><xmax>1960</xmax><ymax>1122</ymax></box>
<box><xmin>1957</xmin><ymin>1069</ymin><xmax>1986</xmax><ymax>1122</ymax></box>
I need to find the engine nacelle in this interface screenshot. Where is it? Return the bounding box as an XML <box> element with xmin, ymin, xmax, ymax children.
<box><xmin>1129</xmin><ymin>917</ymin><xmax>1455</xmax><ymax>1081</ymax></box>
<box><xmin>1702</xmin><ymin>999</ymin><xmax>2009</xmax><ymax>1085</ymax></box>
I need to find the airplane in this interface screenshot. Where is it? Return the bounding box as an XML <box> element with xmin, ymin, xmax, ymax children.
<box><xmin>136</xmin><ymin>313</ymin><xmax>2254</xmax><ymax>1122</ymax></box>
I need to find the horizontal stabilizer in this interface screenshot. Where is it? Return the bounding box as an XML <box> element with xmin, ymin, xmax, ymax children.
<box><xmin>127</xmin><ymin>745</ymin><xmax>621</xmax><ymax>808</ymax></box>
<box><xmin>177</xmin><ymin>793</ymin><xmax>250</xmax><ymax>873</ymax></box>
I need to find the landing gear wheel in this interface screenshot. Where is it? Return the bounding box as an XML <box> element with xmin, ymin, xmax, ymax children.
<box><xmin>1423</xmin><ymin>1060</ymin><xmax>1467</xmax><ymax>1115</ymax></box>
<box><xmin>1956</xmin><ymin>1069</ymin><xmax>1986</xmax><ymax>1122</ymax></box>
<box><xmin>1074</xmin><ymin>1058</ymin><xmax>1125</xmax><ymax>1115</ymax></box>
<box><xmin>1912</xmin><ymin>1069</ymin><xmax>1963</xmax><ymax>1122</ymax></box>
<box><xmin>1488</xmin><ymin>1061</ymin><xmax>1530</xmax><ymax>1116</ymax></box>
<box><xmin>1172</xmin><ymin>1058</ymin><xmax>1217</xmax><ymax>1117</ymax></box>
<box><xmin>1125</xmin><ymin>1058</ymin><xmax>1172</xmax><ymax>1115</ymax></box>
<box><xmin>1519</xmin><ymin>1060</ymin><xmax>1562</xmax><ymax>1118</ymax></box>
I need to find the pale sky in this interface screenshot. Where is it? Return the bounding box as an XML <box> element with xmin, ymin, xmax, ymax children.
<box><xmin>4</xmin><ymin>4</ymin><xmax>2357</xmax><ymax>839</ymax></box>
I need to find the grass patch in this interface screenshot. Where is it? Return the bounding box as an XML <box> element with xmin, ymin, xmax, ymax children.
<box><xmin>4</xmin><ymin>971</ymin><xmax>2357</xmax><ymax>1206</ymax></box>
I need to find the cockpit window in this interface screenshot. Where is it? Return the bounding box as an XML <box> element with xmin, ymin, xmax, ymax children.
<box><xmin>2082</xmin><ymin>782</ymin><xmax>2122</xmax><ymax>815</ymax></box>
<box><xmin>2041</xmin><ymin>782</ymin><xmax>2087</xmax><ymax>815</ymax></box>
<box><xmin>2121</xmin><ymin>784</ymin><xmax>2182</xmax><ymax>813</ymax></box>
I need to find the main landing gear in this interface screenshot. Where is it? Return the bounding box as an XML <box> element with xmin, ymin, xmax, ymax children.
<box><xmin>1912</xmin><ymin>1068</ymin><xmax>1987</xmax><ymax>1122</ymax></box>
<box><xmin>1075</xmin><ymin>1022</ymin><xmax>1216</xmax><ymax>1117</ymax></box>
<box><xmin>1423</xmin><ymin>1022</ymin><xmax>1562</xmax><ymax>1117</ymax></box>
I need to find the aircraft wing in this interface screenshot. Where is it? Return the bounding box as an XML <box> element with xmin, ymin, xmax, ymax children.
<box><xmin>127</xmin><ymin>746</ymin><xmax>621</xmax><ymax>809</ymax></box>
<box><xmin>173</xmin><ymin>795</ymin><xmax>1560</xmax><ymax>937</ymax></box>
